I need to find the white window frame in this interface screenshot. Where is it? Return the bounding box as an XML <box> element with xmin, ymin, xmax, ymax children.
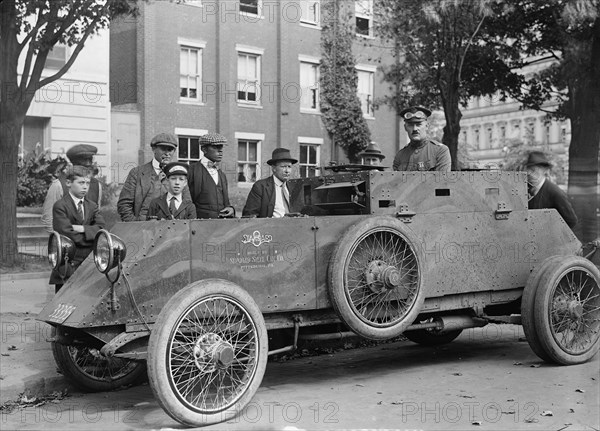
<box><xmin>45</xmin><ymin>44</ymin><xmax>68</xmax><ymax>69</ymax></box>
<box><xmin>178</xmin><ymin>38</ymin><xmax>206</xmax><ymax>104</ymax></box>
<box><xmin>235</xmin><ymin>132</ymin><xmax>264</xmax><ymax>185</ymax></box>
<box><xmin>175</xmin><ymin>127</ymin><xmax>208</xmax><ymax>164</ymax></box>
<box><xmin>239</xmin><ymin>0</ymin><xmax>263</xmax><ymax>17</ymax></box>
<box><xmin>300</xmin><ymin>0</ymin><xmax>320</xmax><ymax>27</ymax></box>
<box><xmin>298</xmin><ymin>137</ymin><xmax>322</xmax><ymax>177</ymax></box>
<box><xmin>236</xmin><ymin>45</ymin><xmax>264</xmax><ymax>106</ymax></box>
<box><xmin>178</xmin><ymin>0</ymin><xmax>203</xmax><ymax>7</ymax></box>
<box><xmin>355</xmin><ymin>0</ymin><xmax>374</xmax><ymax>38</ymax></box>
<box><xmin>299</xmin><ymin>55</ymin><xmax>320</xmax><ymax>113</ymax></box>
<box><xmin>356</xmin><ymin>64</ymin><xmax>376</xmax><ymax>119</ymax></box>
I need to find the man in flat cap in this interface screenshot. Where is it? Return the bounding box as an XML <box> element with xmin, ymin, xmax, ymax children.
<box><xmin>393</xmin><ymin>106</ymin><xmax>451</xmax><ymax>172</ymax></box>
<box><xmin>41</xmin><ymin>144</ymin><xmax>101</xmax><ymax>233</ymax></box>
<box><xmin>147</xmin><ymin>162</ymin><xmax>196</xmax><ymax>220</ymax></box>
<box><xmin>117</xmin><ymin>132</ymin><xmax>191</xmax><ymax>221</ymax></box>
<box><xmin>526</xmin><ymin>151</ymin><xmax>577</xmax><ymax>228</ymax></box>
<box><xmin>242</xmin><ymin>148</ymin><xmax>298</xmax><ymax>218</ymax></box>
<box><xmin>358</xmin><ymin>141</ymin><xmax>386</xmax><ymax>166</ymax></box>
<box><xmin>187</xmin><ymin>133</ymin><xmax>235</xmax><ymax>219</ymax></box>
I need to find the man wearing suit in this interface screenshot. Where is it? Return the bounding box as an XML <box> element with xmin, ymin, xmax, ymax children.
<box><xmin>49</xmin><ymin>165</ymin><xmax>106</xmax><ymax>292</ymax></box>
<box><xmin>117</xmin><ymin>132</ymin><xmax>190</xmax><ymax>221</ymax></box>
<box><xmin>527</xmin><ymin>151</ymin><xmax>578</xmax><ymax>229</ymax></box>
<box><xmin>242</xmin><ymin>148</ymin><xmax>298</xmax><ymax>218</ymax></box>
<box><xmin>187</xmin><ymin>133</ymin><xmax>235</xmax><ymax>219</ymax></box>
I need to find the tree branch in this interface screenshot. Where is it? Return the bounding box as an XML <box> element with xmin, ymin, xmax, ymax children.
<box><xmin>457</xmin><ymin>13</ymin><xmax>486</xmax><ymax>85</ymax></box>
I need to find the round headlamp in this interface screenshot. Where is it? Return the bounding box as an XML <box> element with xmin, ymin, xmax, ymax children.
<box><xmin>93</xmin><ymin>230</ymin><xmax>127</xmax><ymax>274</ymax></box>
<box><xmin>47</xmin><ymin>232</ymin><xmax>75</xmax><ymax>270</ymax></box>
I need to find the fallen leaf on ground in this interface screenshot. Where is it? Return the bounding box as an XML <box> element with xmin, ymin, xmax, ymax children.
<box><xmin>472</xmin><ymin>421</ymin><xmax>482</xmax><ymax>425</ymax></box>
<box><xmin>575</xmin><ymin>389</ymin><xmax>585</xmax><ymax>393</ymax></box>
<box><xmin>7</xmin><ymin>346</ymin><xmax>17</xmax><ymax>351</ymax></box>
<box><xmin>541</xmin><ymin>410</ymin><xmax>553</xmax><ymax>416</ymax></box>
<box><xmin>525</xmin><ymin>418</ymin><xmax>539</xmax><ymax>423</ymax></box>
<box><xmin>0</xmin><ymin>353</ymin><xmax>9</xmax><ymax>357</ymax></box>
<box><xmin>569</xmin><ymin>409</ymin><xmax>574</xmax><ymax>413</ymax></box>
<box><xmin>530</xmin><ymin>364</ymin><xmax>541</xmax><ymax>368</ymax></box>
<box><xmin>513</xmin><ymin>361</ymin><xmax>522</xmax><ymax>365</ymax></box>
<box><xmin>391</xmin><ymin>401</ymin><xmax>403</xmax><ymax>405</ymax></box>
<box><xmin>356</xmin><ymin>384</ymin><xmax>364</xmax><ymax>387</ymax></box>
<box><xmin>452</xmin><ymin>373</ymin><xmax>462</xmax><ymax>376</ymax></box>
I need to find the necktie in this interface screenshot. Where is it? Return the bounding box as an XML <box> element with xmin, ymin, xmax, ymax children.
<box><xmin>77</xmin><ymin>200</ymin><xmax>84</xmax><ymax>222</ymax></box>
<box><xmin>169</xmin><ymin>196</ymin><xmax>177</xmax><ymax>216</ymax></box>
<box><xmin>282</xmin><ymin>184</ymin><xmax>290</xmax><ymax>213</ymax></box>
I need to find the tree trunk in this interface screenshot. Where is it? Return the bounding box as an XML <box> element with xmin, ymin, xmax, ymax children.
<box><xmin>442</xmin><ymin>85</ymin><xmax>462</xmax><ymax>171</ymax></box>
<box><xmin>0</xmin><ymin>107</ymin><xmax>24</xmax><ymax>266</ymax></box>
<box><xmin>565</xmin><ymin>18</ymin><xmax>600</xmax><ymax>259</ymax></box>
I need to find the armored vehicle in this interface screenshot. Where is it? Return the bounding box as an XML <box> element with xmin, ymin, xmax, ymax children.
<box><xmin>38</xmin><ymin>169</ymin><xmax>600</xmax><ymax>427</ymax></box>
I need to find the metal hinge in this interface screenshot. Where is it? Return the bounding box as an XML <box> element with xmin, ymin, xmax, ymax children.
<box><xmin>396</xmin><ymin>204</ymin><xmax>416</xmax><ymax>223</ymax></box>
<box><xmin>495</xmin><ymin>202</ymin><xmax>512</xmax><ymax>220</ymax></box>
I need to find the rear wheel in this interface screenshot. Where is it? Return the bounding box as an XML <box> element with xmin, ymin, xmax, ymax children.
<box><xmin>52</xmin><ymin>341</ymin><xmax>146</xmax><ymax>392</ymax></box>
<box><xmin>328</xmin><ymin>217</ymin><xmax>424</xmax><ymax>340</ymax></box>
<box><xmin>147</xmin><ymin>279</ymin><xmax>268</xmax><ymax>427</ymax></box>
<box><xmin>533</xmin><ymin>256</ymin><xmax>600</xmax><ymax>365</ymax></box>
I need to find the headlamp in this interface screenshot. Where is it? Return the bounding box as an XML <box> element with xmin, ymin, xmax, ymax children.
<box><xmin>93</xmin><ymin>230</ymin><xmax>127</xmax><ymax>274</ymax></box>
<box><xmin>47</xmin><ymin>232</ymin><xmax>75</xmax><ymax>270</ymax></box>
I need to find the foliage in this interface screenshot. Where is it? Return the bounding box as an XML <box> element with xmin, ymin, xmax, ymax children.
<box><xmin>500</xmin><ymin>139</ymin><xmax>568</xmax><ymax>185</ymax></box>
<box><xmin>320</xmin><ymin>0</ymin><xmax>371</xmax><ymax>162</ymax></box>
<box><xmin>16</xmin><ymin>150</ymin><xmax>66</xmax><ymax>207</ymax></box>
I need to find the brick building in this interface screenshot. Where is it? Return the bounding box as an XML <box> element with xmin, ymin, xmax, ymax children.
<box><xmin>109</xmin><ymin>0</ymin><xmax>401</xmax><ymax>198</ymax></box>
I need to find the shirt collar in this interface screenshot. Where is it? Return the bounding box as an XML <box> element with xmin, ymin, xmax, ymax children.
<box><xmin>152</xmin><ymin>158</ymin><xmax>161</xmax><ymax>172</ymax></box>
<box><xmin>166</xmin><ymin>192</ymin><xmax>182</xmax><ymax>203</ymax></box>
<box><xmin>409</xmin><ymin>139</ymin><xmax>427</xmax><ymax>149</ymax></box>
<box><xmin>68</xmin><ymin>192</ymin><xmax>84</xmax><ymax>206</ymax></box>
<box><xmin>273</xmin><ymin>176</ymin><xmax>285</xmax><ymax>187</ymax></box>
<box><xmin>201</xmin><ymin>158</ymin><xmax>218</xmax><ymax>169</ymax></box>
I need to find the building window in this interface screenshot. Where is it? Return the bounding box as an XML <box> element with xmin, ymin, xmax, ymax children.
<box><xmin>180</xmin><ymin>46</ymin><xmax>202</xmax><ymax>101</ymax></box>
<box><xmin>237</xmin><ymin>139</ymin><xmax>260</xmax><ymax>183</ymax></box>
<box><xmin>20</xmin><ymin>116</ymin><xmax>49</xmax><ymax>159</ymax></box>
<box><xmin>487</xmin><ymin>127</ymin><xmax>493</xmax><ymax>148</ymax></box>
<box><xmin>560</xmin><ymin>124</ymin><xmax>567</xmax><ymax>143</ymax></box>
<box><xmin>500</xmin><ymin>125</ymin><xmax>506</xmax><ymax>144</ymax></box>
<box><xmin>300</xmin><ymin>0</ymin><xmax>320</xmax><ymax>25</ymax></box>
<box><xmin>460</xmin><ymin>131</ymin><xmax>467</xmax><ymax>145</ymax></box>
<box><xmin>299</xmin><ymin>143</ymin><xmax>320</xmax><ymax>177</ymax></box>
<box><xmin>240</xmin><ymin>0</ymin><xmax>259</xmax><ymax>15</ymax></box>
<box><xmin>356</xmin><ymin>67</ymin><xmax>375</xmax><ymax>117</ymax></box>
<box><xmin>474</xmin><ymin>128</ymin><xmax>480</xmax><ymax>149</ymax></box>
<box><xmin>237</xmin><ymin>52</ymin><xmax>261</xmax><ymax>104</ymax></box>
<box><xmin>355</xmin><ymin>0</ymin><xmax>373</xmax><ymax>37</ymax></box>
<box><xmin>178</xmin><ymin>136</ymin><xmax>202</xmax><ymax>164</ymax></box>
<box><xmin>300</xmin><ymin>60</ymin><xmax>319</xmax><ymax>111</ymax></box>
<box><xmin>545</xmin><ymin>124</ymin><xmax>551</xmax><ymax>144</ymax></box>
<box><xmin>45</xmin><ymin>45</ymin><xmax>67</xmax><ymax>69</ymax></box>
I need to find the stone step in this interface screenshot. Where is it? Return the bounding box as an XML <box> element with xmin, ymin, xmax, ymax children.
<box><xmin>17</xmin><ymin>224</ymin><xmax>48</xmax><ymax>237</ymax></box>
<box><xmin>16</xmin><ymin>212</ymin><xmax>43</xmax><ymax>226</ymax></box>
<box><xmin>17</xmin><ymin>235</ymin><xmax>49</xmax><ymax>257</ymax></box>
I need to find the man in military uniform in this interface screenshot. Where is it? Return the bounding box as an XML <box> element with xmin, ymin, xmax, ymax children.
<box><xmin>393</xmin><ymin>106</ymin><xmax>451</xmax><ymax>172</ymax></box>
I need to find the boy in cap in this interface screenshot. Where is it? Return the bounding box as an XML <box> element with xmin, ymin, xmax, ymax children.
<box><xmin>526</xmin><ymin>151</ymin><xmax>577</xmax><ymax>228</ymax></box>
<box><xmin>187</xmin><ymin>133</ymin><xmax>235</xmax><ymax>219</ymax></box>
<box><xmin>147</xmin><ymin>162</ymin><xmax>197</xmax><ymax>220</ymax></box>
<box><xmin>393</xmin><ymin>106</ymin><xmax>451</xmax><ymax>172</ymax></box>
<box><xmin>117</xmin><ymin>132</ymin><xmax>191</xmax><ymax>221</ymax></box>
<box><xmin>41</xmin><ymin>144</ymin><xmax>102</xmax><ymax>233</ymax></box>
<box><xmin>242</xmin><ymin>148</ymin><xmax>298</xmax><ymax>218</ymax></box>
<box><xmin>49</xmin><ymin>165</ymin><xmax>106</xmax><ymax>292</ymax></box>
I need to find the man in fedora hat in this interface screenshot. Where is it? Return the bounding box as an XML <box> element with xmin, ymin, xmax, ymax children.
<box><xmin>358</xmin><ymin>141</ymin><xmax>386</xmax><ymax>166</ymax></box>
<box><xmin>393</xmin><ymin>106</ymin><xmax>451</xmax><ymax>172</ymax></box>
<box><xmin>118</xmin><ymin>132</ymin><xmax>190</xmax><ymax>221</ymax></box>
<box><xmin>187</xmin><ymin>133</ymin><xmax>235</xmax><ymax>219</ymax></box>
<box><xmin>242</xmin><ymin>148</ymin><xmax>298</xmax><ymax>218</ymax></box>
<box><xmin>526</xmin><ymin>151</ymin><xmax>577</xmax><ymax>228</ymax></box>
<box><xmin>41</xmin><ymin>144</ymin><xmax>102</xmax><ymax>233</ymax></box>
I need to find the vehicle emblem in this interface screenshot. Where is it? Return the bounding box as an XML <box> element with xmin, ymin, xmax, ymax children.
<box><xmin>242</xmin><ymin>230</ymin><xmax>273</xmax><ymax>247</ymax></box>
<box><xmin>48</xmin><ymin>303</ymin><xmax>76</xmax><ymax>324</ymax></box>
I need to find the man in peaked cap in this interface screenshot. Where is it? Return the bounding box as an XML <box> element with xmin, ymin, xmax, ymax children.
<box><xmin>358</xmin><ymin>141</ymin><xmax>386</xmax><ymax>166</ymax></box>
<box><xmin>187</xmin><ymin>133</ymin><xmax>235</xmax><ymax>219</ymax></box>
<box><xmin>393</xmin><ymin>106</ymin><xmax>451</xmax><ymax>172</ymax></box>
<box><xmin>117</xmin><ymin>132</ymin><xmax>191</xmax><ymax>221</ymax></box>
<box><xmin>526</xmin><ymin>151</ymin><xmax>577</xmax><ymax>229</ymax></box>
<box><xmin>41</xmin><ymin>144</ymin><xmax>101</xmax><ymax>233</ymax></box>
<box><xmin>243</xmin><ymin>148</ymin><xmax>298</xmax><ymax>218</ymax></box>
<box><xmin>147</xmin><ymin>162</ymin><xmax>196</xmax><ymax>220</ymax></box>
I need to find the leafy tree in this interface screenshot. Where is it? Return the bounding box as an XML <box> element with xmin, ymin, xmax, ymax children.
<box><xmin>0</xmin><ymin>0</ymin><xmax>140</xmax><ymax>266</ymax></box>
<box><xmin>486</xmin><ymin>0</ymin><xmax>599</xmax><ymax>243</ymax></box>
<box><xmin>320</xmin><ymin>0</ymin><xmax>371</xmax><ymax>162</ymax></box>
<box><xmin>375</xmin><ymin>0</ymin><xmax>523</xmax><ymax>169</ymax></box>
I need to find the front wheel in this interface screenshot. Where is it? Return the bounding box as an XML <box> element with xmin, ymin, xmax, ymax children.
<box><xmin>532</xmin><ymin>256</ymin><xmax>600</xmax><ymax>365</ymax></box>
<box><xmin>52</xmin><ymin>342</ymin><xmax>146</xmax><ymax>392</ymax></box>
<box><xmin>147</xmin><ymin>279</ymin><xmax>268</xmax><ymax>427</ymax></box>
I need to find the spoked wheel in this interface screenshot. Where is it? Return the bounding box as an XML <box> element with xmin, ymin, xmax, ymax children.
<box><xmin>147</xmin><ymin>279</ymin><xmax>268</xmax><ymax>427</ymax></box>
<box><xmin>328</xmin><ymin>216</ymin><xmax>424</xmax><ymax>340</ymax></box>
<box><xmin>404</xmin><ymin>318</ymin><xmax>463</xmax><ymax>346</ymax></box>
<box><xmin>532</xmin><ymin>256</ymin><xmax>600</xmax><ymax>364</ymax></box>
<box><xmin>52</xmin><ymin>341</ymin><xmax>146</xmax><ymax>392</ymax></box>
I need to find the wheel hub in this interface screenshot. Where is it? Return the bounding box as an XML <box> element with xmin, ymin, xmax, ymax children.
<box><xmin>193</xmin><ymin>333</ymin><xmax>235</xmax><ymax>372</ymax></box>
<box><xmin>365</xmin><ymin>260</ymin><xmax>402</xmax><ymax>293</ymax></box>
<box><xmin>567</xmin><ymin>300</ymin><xmax>584</xmax><ymax>319</ymax></box>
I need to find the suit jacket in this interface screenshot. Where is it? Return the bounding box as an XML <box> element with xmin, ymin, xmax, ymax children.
<box><xmin>242</xmin><ymin>176</ymin><xmax>276</xmax><ymax>218</ymax></box>
<box><xmin>147</xmin><ymin>193</ymin><xmax>197</xmax><ymax>220</ymax></box>
<box><xmin>117</xmin><ymin>161</ymin><xmax>191</xmax><ymax>221</ymax></box>
<box><xmin>187</xmin><ymin>162</ymin><xmax>232</xmax><ymax>219</ymax></box>
<box><xmin>49</xmin><ymin>195</ymin><xmax>106</xmax><ymax>284</ymax></box>
<box><xmin>529</xmin><ymin>180</ymin><xmax>578</xmax><ymax>228</ymax></box>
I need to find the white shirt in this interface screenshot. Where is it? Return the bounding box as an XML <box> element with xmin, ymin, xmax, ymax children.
<box><xmin>201</xmin><ymin>158</ymin><xmax>219</xmax><ymax>185</ymax></box>
<box><xmin>529</xmin><ymin>177</ymin><xmax>546</xmax><ymax>200</ymax></box>
<box><xmin>69</xmin><ymin>192</ymin><xmax>85</xmax><ymax>219</ymax></box>
<box><xmin>166</xmin><ymin>193</ymin><xmax>182</xmax><ymax>211</ymax></box>
<box><xmin>152</xmin><ymin>158</ymin><xmax>165</xmax><ymax>179</ymax></box>
<box><xmin>273</xmin><ymin>176</ymin><xmax>289</xmax><ymax>218</ymax></box>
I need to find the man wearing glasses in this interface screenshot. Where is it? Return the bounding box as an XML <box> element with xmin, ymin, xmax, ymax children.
<box><xmin>393</xmin><ymin>106</ymin><xmax>451</xmax><ymax>172</ymax></box>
